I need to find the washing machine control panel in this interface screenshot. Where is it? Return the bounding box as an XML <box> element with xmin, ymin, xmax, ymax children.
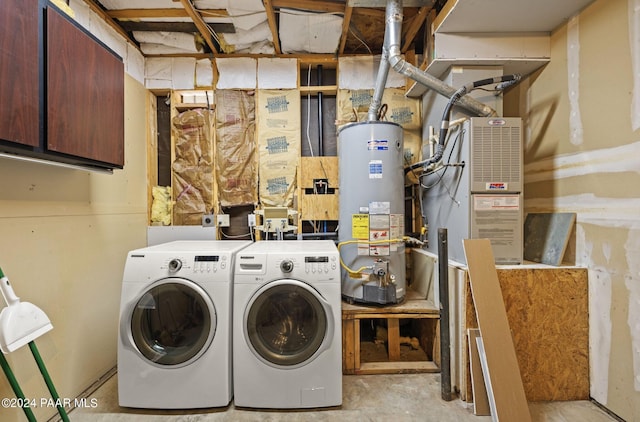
<box><xmin>274</xmin><ymin>256</ymin><xmax>337</xmax><ymax>274</ymax></box>
<box><xmin>161</xmin><ymin>255</ymin><xmax>229</xmax><ymax>274</ymax></box>
<box><xmin>304</xmin><ymin>256</ymin><xmax>337</xmax><ymax>274</ymax></box>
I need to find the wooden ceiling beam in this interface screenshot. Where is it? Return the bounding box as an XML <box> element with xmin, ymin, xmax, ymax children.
<box><xmin>107</xmin><ymin>9</ymin><xmax>229</xmax><ymax>19</ymax></box>
<box><xmin>118</xmin><ymin>21</ymin><xmax>235</xmax><ymax>34</ymax></box>
<box><xmin>351</xmin><ymin>7</ymin><xmax>385</xmax><ymax>18</ymax></box>
<box><xmin>402</xmin><ymin>5</ymin><xmax>430</xmax><ymax>52</ymax></box>
<box><xmin>263</xmin><ymin>0</ymin><xmax>282</xmax><ymax>54</ymax></box>
<box><xmin>271</xmin><ymin>0</ymin><xmax>345</xmax><ymax>14</ymax></box>
<box><xmin>339</xmin><ymin>6</ymin><xmax>354</xmax><ymax>55</ymax></box>
<box><xmin>178</xmin><ymin>0</ymin><xmax>218</xmax><ymax>54</ymax></box>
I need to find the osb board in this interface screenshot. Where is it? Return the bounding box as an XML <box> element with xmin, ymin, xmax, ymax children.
<box><xmin>463</xmin><ymin>239</ymin><xmax>531</xmax><ymax>422</ymax></box>
<box><xmin>300</xmin><ymin>156</ymin><xmax>338</xmax><ymax>187</ymax></box>
<box><xmin>300</xmin><ymin>194</ymin><xmax>339</xmax><ymax>221</ymax></box>
<box><xmin>463</xmin><ymin>266</ymin><xmax>589</xmax><ymax>402</ymax></box>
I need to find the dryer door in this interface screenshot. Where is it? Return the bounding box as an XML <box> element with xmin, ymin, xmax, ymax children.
<box><xmin>128</xmin><ymin>278</ymin><xmax>216</xmax><ymax>367</ymax></box>
<box><xmin>244</xmin><ymin>279</ymin><xmax>334</xmax><ymax>368</ymax></box>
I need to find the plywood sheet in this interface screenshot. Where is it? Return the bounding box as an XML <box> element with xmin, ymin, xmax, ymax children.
<box><xmin>463</xmin><ymin>266</ymin><xmax>589</xmax><ymax>401</ymax></box>
<box><xmin>523</xmin><ymin>212</ymin><xmax>576</xmax><ymax>265</ymax></box>
<box><xmin>463</xmin><ymin>239</ymin><xmax>531</xmax><ymax>422</ymax></box>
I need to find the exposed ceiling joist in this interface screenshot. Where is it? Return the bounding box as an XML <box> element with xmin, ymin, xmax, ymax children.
<box><xmin>339</xmin><ymin>6</ymin><xmax>354</xmax><ymax>54</ymax></box>
<box><xmin>263</xmin><ymin>0</ymin><xmax>282</xmax><ymax>54</ymax></box>
<box><xmin>88</xmin><ymin>0</ymin><xmax>432</xmax><ymax>59</ymax></box>
<box><xmin>106</xmin><ymin>8</ymin><xmax>228</xmax><ymax>19</ymax></box>
<box><xmin>119</xmin><ymin>21</ymin><xmax>234</xmax><ymax>34</ymax></box>
<box><xmin>402</xmin><ymin>5</ymin><xmax>429</xmax><ymax>52</ymax></box>
<box><xmin>271</xmin><ymin>0</ymin><xmax>345</xmax><ymax>14</ymax></box>
<box><xmin>177</xmin><ymin>0</ymin><xmax>217</xmax><ymax>54</ymax></box>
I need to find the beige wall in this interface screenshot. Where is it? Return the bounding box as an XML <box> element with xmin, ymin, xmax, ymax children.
<box><xmin>509</xmin><ymin>0</ymin><xmax>640</xmax><ymax>419</ymax></box>
<box><xmin>0</xmin><ymin>74</ymin><xmax>148</xmax><ymax>421</ymax></box>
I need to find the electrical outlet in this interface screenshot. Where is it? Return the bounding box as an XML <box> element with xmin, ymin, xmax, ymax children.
<box><xmin>202</xmin><ymin>214</ymin><xmax>215</xmax><ymax>227</ymax></box>
<box><xmin>216</xmin><ymin>214</ymin><xmax>230</xmax><ymax>227</ymax></box>
<box><xmin>247</xmin><ymin>214</ymin><xmax>256</xmax><ymax>227</ymax></box>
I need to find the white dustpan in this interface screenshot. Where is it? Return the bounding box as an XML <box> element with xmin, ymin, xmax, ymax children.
<box><xmin>0</xmin><ymin>268</ymin><xmax>53</xmax><ymax>353</ymax></box>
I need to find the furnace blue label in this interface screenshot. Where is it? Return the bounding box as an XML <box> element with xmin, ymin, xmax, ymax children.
<box><xmin>367</xmin><ymin>139</ymin><xmax>388</xmax><ymax>151</ymax></box>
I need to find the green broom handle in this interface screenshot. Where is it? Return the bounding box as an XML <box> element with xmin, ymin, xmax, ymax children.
<box><xmin>0</xmin><ymin>351</ymin><xmax>37</xmax><ymax>422</ymax></box>
<box><xmin>28</xmin><ymin>342</ymin><xmax>69</xmax><ymax>422</ymax></box>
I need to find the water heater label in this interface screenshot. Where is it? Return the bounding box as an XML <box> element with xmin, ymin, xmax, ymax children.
<box><xmin>369</xmin><ymin>202</ymin><xmax>390</xmax><ymax>214</ymax></box>
<box><xmin>369</xmin><ymin>214</ymin><xmax>390</xmax><ymax>256</ymax></box>
<box><xmin>352</xmin><ymin>214</ymin><xmax>369</xmax><ymax>239</ymax></box>
<box><xmin>389</xmin><ymin>214</ymin><xmax>403</xmax><ymax>252</ymax></box>
<box><xmin>369</xmin><ymin>160</ymin><xmax>383</xmax><ymax>179</ymax></box>
<box><xmin>367</xmin><ymin>139</ymin><xmax>388</xmax><ymax>151</ymax></box>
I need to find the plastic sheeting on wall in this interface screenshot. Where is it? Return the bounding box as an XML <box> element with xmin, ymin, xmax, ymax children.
<box><xmin>257</xmin><ymin>89</ymin><xmax>301</xmax><ymax>207</ymax></box>
<box><xmin>215</xmin><ymin>90</ymin><xmax>258</xmax><ymax>206</ymax></box>
<box><xmin>171</xmin><ymin>109</ymin><xmax>215</xmax><ymax>225</ymax></box>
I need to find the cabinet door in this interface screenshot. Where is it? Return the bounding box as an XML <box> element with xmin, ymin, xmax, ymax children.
<box><xmin>47</xmin><ymin>6</ymin><xmax>124</xmax><ymax>167</ymax></box>
<box><xmin>0</xmin><ymin>0</ymin><xmax>40</xmax><ymax>147</ymax></box>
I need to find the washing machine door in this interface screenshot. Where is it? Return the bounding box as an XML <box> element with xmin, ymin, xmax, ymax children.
<box><xmin>127</xmin><ymin>278</ymin><xmax>216</xmax><ymax>367</ymax></box>
<box><xmin>244</xmin><ymin>279</ymin><xmax>334</xmax><ymax>368</ymax></box>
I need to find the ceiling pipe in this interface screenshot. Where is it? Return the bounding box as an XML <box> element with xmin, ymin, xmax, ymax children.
<box><xmin>369</xmin><ymin>0</ymin><xmax>498</xmax><ymax>121</ymax></box>
<box><xmin>367</xmin><ymin>23</ymin><xmax>392</xmax><ymax>121</ymax></box>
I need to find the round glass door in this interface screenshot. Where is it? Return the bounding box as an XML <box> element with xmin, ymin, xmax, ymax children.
<box><xmin>130</xmin><ymin>279</ymin><xmax>216</xmax><ymax>366</ymax></box>
<box><xmin>245</xmin><ymin>280</ymin><xmax>328</xmax><ymax>367</ymax></box>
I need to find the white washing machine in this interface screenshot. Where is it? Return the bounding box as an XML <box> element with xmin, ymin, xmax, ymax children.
<box><xmin>118</xmin><ymin>240</ymin><xmax>251</xmax><ymax>409</ymax></box>
<box><xmin>233</xmin><ymin>240</ymin><xmax>342</xmax><ymax>409</ymax></box>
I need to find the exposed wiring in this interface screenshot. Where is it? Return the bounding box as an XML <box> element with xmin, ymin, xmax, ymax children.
<box><xmin>306</xmin><ymin>64</ymin><xmax>314</xmax><ymax>157</ymax></box>
<box><xmin>349</xmin><ymin>26</ymin><xmax>372</xmax><ymax>54</ymax></box>
<box><xmin>219</xmin><ymin>230</ymin><xmax>252</xmax><ymax>239</ymax></box>
<box><xmin>405</xmin><ymin>74</ymin><xmax>521</xmax><ymax>173</ymax></box>
<box><xmin>419</xmin><ymin>126</ymin><xmax>464</xmax><ymax>190</ymax></box>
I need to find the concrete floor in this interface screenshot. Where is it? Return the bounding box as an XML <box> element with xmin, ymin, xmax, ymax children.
<box><xmin>69</xmin><ymin>372</ymin><xmax>618</xmax><ymax>422</ymax></box>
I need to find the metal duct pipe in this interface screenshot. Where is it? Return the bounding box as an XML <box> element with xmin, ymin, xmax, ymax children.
<box><xmin>383</xmin><ymin>0</ymin><xmax>497</xmax><ymax>118</ymax></box>
<box><xmin>367</xmin><ymin>27</ymin><xmax>392</xmax><ymax>121</ymax></box>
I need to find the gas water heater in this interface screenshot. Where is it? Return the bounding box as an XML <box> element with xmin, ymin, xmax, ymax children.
<box><xmin>338</xmin><ymin>121</ymin><xmax>405</xmax><ymax>305</ymax></box>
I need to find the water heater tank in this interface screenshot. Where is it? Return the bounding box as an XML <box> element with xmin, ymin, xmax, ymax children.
<box><xmin>338</xmin><ymin>121</ymin><xmax>405</xmax><ymax>305</ymax></box>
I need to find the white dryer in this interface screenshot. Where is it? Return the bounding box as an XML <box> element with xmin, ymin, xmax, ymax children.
<box><xmin>118</xmin><ymin>240</ymin><xmax>251</xmax><ymax>409</ymax></box>
<box><xmin>233</xmin><ymin>240</ymin><xmax>342</xmax><ymax>409</ymax></box>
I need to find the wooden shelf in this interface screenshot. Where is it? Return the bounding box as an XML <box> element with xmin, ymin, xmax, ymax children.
<box><xmin>300</xmin><ymin>85</ymin><xmax>337</xmax><ymax>96</ymax></box>
<box><xmin>174</xmin><ymin>103</ymin><xmax>213</xmax><ymax>111</ymax></box>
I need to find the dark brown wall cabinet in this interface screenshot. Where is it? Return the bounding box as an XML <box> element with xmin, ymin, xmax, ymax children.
<box><xmin>0</xmin><ymin>0</ymin><xmax>41</xmax><ymax>148</ymax></box>
<box><xmin>0</xmin><ymin>2</ymin><xmax>125</xmax><ymax>170</ymax></box>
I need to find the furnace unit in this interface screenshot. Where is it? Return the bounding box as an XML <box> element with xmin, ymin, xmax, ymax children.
<box><xmin>421</xmin><ymin>117</ymin><xmax>523</xmax><ymax>264</ymax></box>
